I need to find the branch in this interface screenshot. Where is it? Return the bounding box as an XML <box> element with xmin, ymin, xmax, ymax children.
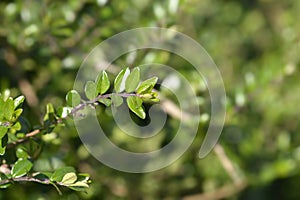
<box><xmin>158</xmin><ymin>93</ymin><xmax>247</xmax><ymax>200</ymax></box>
<box><xmin>68</xmin><ymin>92</ymin><xmax>139</xmax><ymax>117</ymax></box>
<box><xmin>0</xmin><ymin>176</ymin><xmax>50</xmax><ymax>185</ymax></box>
<box><xmin>182</xmin><ymin>181</ymin><xmax>247</xmax><ymax>200</ymax></box>
<box><xmin>6</xmin><ymin>92</ymin><xmax>141</xmax><ymax>148</ymax></box>
<box><xmin>0</xmin><ymin>175</ymin><xmax>63</xmax><ymax>194</ymax></box>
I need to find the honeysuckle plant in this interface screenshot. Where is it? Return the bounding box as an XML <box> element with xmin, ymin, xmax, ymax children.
<box><xmin>0</xmin><ymin>67</ymin><xmax>159</xmax><ymax>194</ymax></box>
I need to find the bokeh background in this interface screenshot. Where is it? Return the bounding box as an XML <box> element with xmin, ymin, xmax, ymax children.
<box><xmin>1</xmin><ymin>0</ymin><xmax>300</xmax><ymax>199</ymax></box>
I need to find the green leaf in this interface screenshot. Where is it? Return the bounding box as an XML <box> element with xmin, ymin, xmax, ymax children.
<box><xmin>98</xmin><ymin>98</ymin><xmax>112</xmax><ymax>107</ymax></box>
<box><xmin>68</xmin><ymin>181</ymin><xmax>89</xmax><ymax>187</ymax></box>
<box><xmin>125</xmin><ymin>67</ymin><xmax>140</xmax><ymax>93</ymax></box>
<box><xmin>126</xmin><ymin>96</ymin><xmax>146</xmax><ymax>119</ymax></box>
<box><xmin>11</xmin><ymin>159</ymin><xmax>33</xmax><ymax>178</ymax></box>
<box><xmin>61</xmin><ymin>172</ymin><xmax>77</xmax><ymax>185</ymax></box>
<box><xmin>96</xmin><ymin>71</ymin><xmax>110</xmax><ymax>94</ymax></box>
<box><xmin>114</xmin><ymin>68</ymin><xmax>130</xmax><ymax>93</ymax></box>
<box><xmin>0</xmin><ymin>126</ymin><xmax>8</xmax><ymax>139</ymax></box>
<box><xmin>50</xmin><ymin>167</ymin><xmax>75</xmax><ymax>182</ymax></box>
<box><xmin>84</xmin><ymin>81</ymin><xmax>97</xmax><ymax>100</ymax></box>
<box><xmin>3</xmin><ymin>97</ymin><xmax>14</xmax><ymax>121</ymax></box>
<box><xmin>66</xmin><ymin>90</ymin><xmax>81</xmax><ymax>107</ymax></box>
<box><xmin>111</xmin><ymin>94</ymin><xmax>123</xmax><ymax>107</ymax></box>
<box><xmin>13</xmin><ymin>109</ymin><xmax>23</xmax><ymax>120</ymax></box>
<box><xmin>46</xmin><ymin>103</ymin><xmax>55</xmax><ymax>114</ymax></box>
<box><xmin>56</xmin><ymin>107</ymin><xmax>72</xmax><ymax>118</ymax></box>
<box><xmin>76</xmin><ymin>173</ymin><xmax>90</xmax><ymax>182</ymax></box>
<box><xmin>16</xmin><ymin>147</ymin><xmax>29</xmax><ymax>159</ymax></box>
<box><xmin>136</xmin><ymin>77</ymin><xmax>158</xmax><ymax>94</ymax></box>
<box><xmin>11</xmin><ymin>122</ymin><xmax>21</xmax><ymax>132</ymax></box>
<box><xmin>13</xmin><ymin>95</ymin><xmax>25</xmax><ymax>109</ymax></box>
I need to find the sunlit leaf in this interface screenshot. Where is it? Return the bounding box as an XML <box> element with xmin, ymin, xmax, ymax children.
<box><xmin>126</xmin><ymin>96</ymin><xmax>146</xmax><ymax>119</ymax></box>
<box><xmin>50</xmin><ymin>167</ymin><xmax>75</xmax><ymax>182</ymax></box>
<box><xmin>125</xmin><ymin>67</ymin><xmax>140</xmax><ymax>93</ymax></box>
<box><xmin>114</xmin><ymin>68</ymin><xmax>130</xmax><ymax>93</ymax></box>
<box><xmin>136</xmin><ymin>77</ymin><xmax>158</xmax><ymax>94</ymax></box>
<box><xmin>11</xmin><ymin>159</ymin><xmax>33</xmax><ymax>178</ymax></box>
<box><xmin>66</xmin><ymin>90</ymin><xmax>81</xmax><ymax>107</ymax></box>
<box><xmin>96</xmin><ymin>71</ymin><xmax>110</xmax><ymax>94</ymax></box>
<box><xmin>61</xmin><ymin>172</ymin><xmax>77</xmax><ymax>185</ymax></box>
<box><xmin>13</xmin><ymin>95</ymin><xmax>25</xmax><ymax>109</ymax></box>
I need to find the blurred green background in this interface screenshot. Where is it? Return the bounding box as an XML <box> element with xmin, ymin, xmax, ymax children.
<box><xmin>1</xmin><ymin>0</ymin><xmax>300</xmax><ymax>199</ymax></box>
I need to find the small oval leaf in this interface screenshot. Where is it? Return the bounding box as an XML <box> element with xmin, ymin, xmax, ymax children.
<box><xmin>126</xmin><ymin>96</ymin><xmax>146</xmax><ymax>119</ymax></box>
<box><xmin>136</xmin><ymin>77</ymin><xmax>158</xmax><ymax>94</ymax></box>
<box><xmin>114</xmin><ymin>68</ymin><xmax>130</xmax><ymax>93</ymax></box>
<box><xmin>13</xmin><ymin>95</ymin><xmax>25</xmax><ymax>109</ymax></box>
<box><xmin>61</xmin><ymin>172</ymin><xmax>77</xmax><ymax>185</ymax></box>
<box><xmin>11</xmin><ymin>159</ymin><xmax>33</xmax><ymax>178</ymax></box>
<box><xmin>96</xmin><ymin>71</ymin><xmax>110</xmax><ymax>94</ymax></box>
<box><xmin>84</xmin><ymin>81</ymin><xmax>97</xmax><ymax>100</ymax></box>
<box><xmin>125</xmin><ymin>68</ymin><xmax>140</xmax><ymax>93</ymax></box>
<box><xmin>50</xmin><ymin>166</ymin><xmax>76</xmax><ymax>182</ymax></box>
<box><xmin>66</xmin><ymin>90</ymin><xmax>81</xmax><ymax>107</ymax></box>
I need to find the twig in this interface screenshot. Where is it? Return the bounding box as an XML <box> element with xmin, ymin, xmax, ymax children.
<box><xmin>0</xmin><ymin>176</ymin><xmax>50</xmax><ymax>185</ymax></box>
<box><xmin>6</xmin><ymin>92</ymin><xmax>141</xmax><ymax>148</ymax></box>
<box><xmin>6</xmin><ymin>129</ymin><xmax>41</xmax><ymax>148</ymax></box>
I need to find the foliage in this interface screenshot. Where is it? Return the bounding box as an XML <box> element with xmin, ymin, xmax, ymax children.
<box><xmin>0</xmin><ymin>67</ymin><xmax>158</xmax><ymax>194</ymax></box>
<box><xmin>0</xmin><ymin>0</ymin><xmax>300</xmax><ymax>199</ymax></box>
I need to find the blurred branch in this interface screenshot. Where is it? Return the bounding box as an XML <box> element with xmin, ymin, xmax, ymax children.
<box><xmin>18</xmin><ymin>79</ymin><xmax>39</xmax><ymax>108</ymax></box>
<box><xmin>214</xmin><ymin>143</ymin><xmax>243</xmax><ymax>185</ymax></box>
<box><xmin>182</xmin><ymin>181</ymin><xmax>247</xmax><ymax>200</ymax></box>
<box><xmin>158</xmin><ymin>93</ymin><xmax>247</xmax><ymax>200</ymax></box>
<box><xmin>7</xmin><ymin>129</ymin><xmax>41</xmax><ymax>148</ymax></box>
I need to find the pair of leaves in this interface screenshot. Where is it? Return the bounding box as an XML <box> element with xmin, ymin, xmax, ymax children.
<box><xmin>50</xmin><ymin>167</ymin><xmax>89</xmax><ymax>191</ymax></box>
<box><xmin>114</xmin><ymin>67</ymin><xmax>140</xmax><ymax>93</ymax></box>
<box><xmin>85</xmin><ymin>71</ymin><xmax>110</xmax><ymax>100</ymax></box>
<box><xmin>114</xmin><ymin>67</ymin><xmax>158</xmax><ymax>119</ymax></box>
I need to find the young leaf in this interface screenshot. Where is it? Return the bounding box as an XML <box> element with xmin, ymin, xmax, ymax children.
<box><xmin>111</xmin><ymin>94</ymin><xmax>123</xmax><ymax>107</ymax></box>
<box><xmin>114</xmin><ymin>68</ymin><xmax>130</xmax><ymax>93</ymax></box>
<box><xmin>126</xmin><ymin>96</ymin><xmax>146</xmax><ymax>119</ymax></box>
<box><xmin>68</xmin><ymin>181</ymin><xmax>89</xmax><ymax>187</ymax></box>
<box><xmin>66</xmin><ymin>90</ymin><xmax>81</xmax><ymax>107</ymax></box>
<box><xmin>125</xmin><ymin>67</ymin><xmax>140</xmax><ymax>93</ymax></box>
<box><xmin>84</xmin><ymin>81</ymin><xmax>97</xmax><ymax>100</ymax></box>
<box><xmin>61</xmin><ymin>172</ymin><xmax>77</xmax><ymax>185</ymax></box>
<box><xmin>13</xmin><ymin>95</ymin><xmax>25</xmax><ymax>109</ymax></box>
<box><xmin>50</xmin><ymin>167</ymin><xmax>76</xmax><ymax>182</ymax></box>
<box><xmin>136</xmin><ymin>77</ymin><xmax>158</xmax><ymax>94</ymax></box>
<box><xmin>96</xmin><ymin>71</ymin><xmax>110</xmax><ymax>94</ymax></box>
<box><xmin>11</xmin><ymin>159</ymin><xmax>33</xmax><ymax>178</ymax></box>
<box><xmin>13</xmin><ymin>109</ymin><xmax>23</xmax><ymax>120</ymax></box>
